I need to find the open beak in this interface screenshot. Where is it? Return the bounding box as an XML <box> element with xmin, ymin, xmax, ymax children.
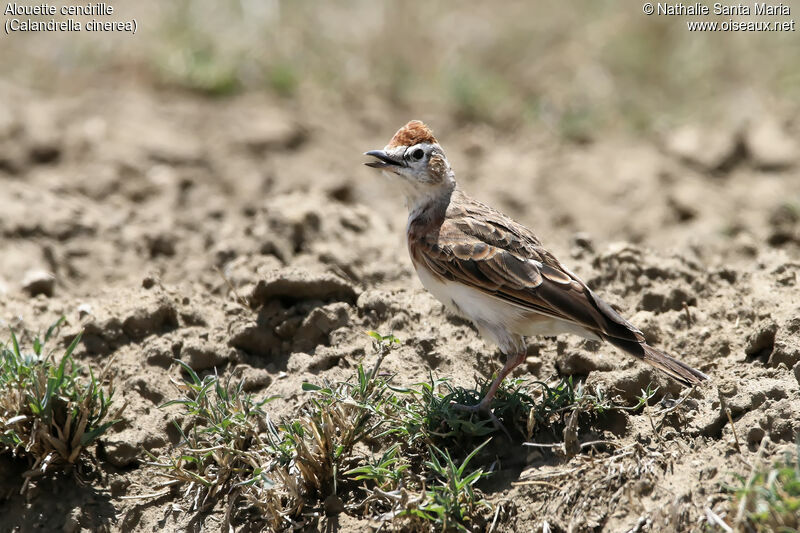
<box><xmin>364</xmin><ymin>150</ymin><xmax>403</xmax><ymax>169</ymax></box>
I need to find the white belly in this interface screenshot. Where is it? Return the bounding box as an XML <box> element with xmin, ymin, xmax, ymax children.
<box><xmin>414</xmin><ymin>264</ymin><xmax>600</xmax><ymax>342</ymax></box>
<box><xmin>415</xmin><ymin>264</ymin><xmax>525</xmax><ymax>326</ymax></box>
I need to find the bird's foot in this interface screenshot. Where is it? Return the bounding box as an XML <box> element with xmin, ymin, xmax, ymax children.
<box><xmin>451</xmin><ymin>401</ymin><xmax>511</xmax><ymax>439</ymax></box>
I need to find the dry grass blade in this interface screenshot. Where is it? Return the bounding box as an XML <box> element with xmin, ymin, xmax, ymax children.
<box><xmin>705</xmin><ymin>507</ymin><xmax>733</xmax><ymax>532</ymax></box>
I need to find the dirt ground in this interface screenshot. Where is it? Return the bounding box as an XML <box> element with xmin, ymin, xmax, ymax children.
<box><xmin>0</xmin><ymin>77</ymin><xmax>799</xmax><ymax>532</ymax></box>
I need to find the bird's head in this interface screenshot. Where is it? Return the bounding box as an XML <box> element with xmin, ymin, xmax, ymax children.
<box><xmin>365</xmin><ymin>120</ymin><xmax>455</xmax><ymax>207</ymax></box>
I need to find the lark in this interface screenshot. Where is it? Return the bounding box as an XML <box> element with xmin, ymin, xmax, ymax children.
<box><xmin>365</xmin><ymin>120</ymin><xmax>709</xmax><ymax>416</ymax></box>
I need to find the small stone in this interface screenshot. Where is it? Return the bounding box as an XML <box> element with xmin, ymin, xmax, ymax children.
<box><xmin>389</xmin><ymin>312</ymin><xmax>408</xmax><ymax>331</ymax></box>
<box><xmin>29</xmin><ymin>141</ymin><xmax>60</xmax><ymax>164</ymax></box>
<box><xmin>146</xmin><ymin>232</ymin><xmax>176</xmax><ymax>258</ymax></box>
<box><xmin>718</xmin><ymin>381</ymin><xmax>738</xmax><ymax>397</ymax></box>
<box><xmin>229</xmin><ymin>316</ymin><xmax>281</xmax><ymax>358</ymax></box>
<box><xmin>640</xmin><ymin>291</ymin><xmax>666</xmax><ymax>313</ymax></box>
<box><xmin>22</xmin><ymin>269</ymin><xmax>54</xmax><ymax>297</ymax></box>
<box><xmin>182</xmin><ymin>338</ymin><xmax>228</xmax><ymax>371</ymax></box>
<box><xmin>294</xmin><ymin>303</ymin><xmax>351</xmax><ymax>351</ymax></box>
<box><xmin>745</xmin><ymin>118</ymin><xmax>798</xmax><ymax>170</ymax></box>
<box><xmin>664</xmin><ymin>125</ymin><xmax>741</xmax><ymax>173</ymax></box>
<box><xmin>145</xmin><ymin>338</ymin><xmax>175</xmax><ymax>368</ymax></box>
<box><xmin>356</xmin><ymin>290</ymin><xmax>389</xmax><ymax>318</ymax></box>
<box><xmin>733</xmin><ymin>233</ymin><xmax>758</xmax><ymax>257</ymax></box>
<box><xmin>767</xmin><ymin>205</ymin><xmax>800</xmax><ymax>247</ymax></box>
<box><xmin>745</xmin><ymin>321</ymin><xmax>778</xmax><ymax>358</ymax></box>
<box><xmin>120</xmin><ymin>295</ymin><xmax>178</xmax><ymax>340</ymax></box>
<box><xmin>768</xmin><ymin>340</ymin><xmax>800</xmax><ymax>369</ymax></box>
<box><xmin>415</xmin><ymin>335</ymin><xmax>437</xmax><ymax>355</ymax></box>
<box><xmin>794</xmin><ymin>361</ymin><xmax>800</xmax><ymax>386</ymax></box>
<box><xmin>303</xmin><ymin>303</ymin><xmax>350</xmax><ymax>333</ymax></box>
<box><xmin>763</xmin><ymin>401</ymin><xmax>800</xmax><ymax>442</ymax></box>
<box><xmin>329</xmin><ymin>326</ymin><xmax>353</xmax><ymax>347</ymax></box>
<box><xmin>219</xmin><ymin>254</ymin><xmax>283</xmax><ymax>290</ymax></box>
<box><xmin>25</xmin><ymin>105</ymin><xmax>62</xmax><ymax>165</ymax></box>
<box><xmin>525</xmin><ymin>356</ymin><xmax>543</xmax><ymax>375</ymax></box>
<box><xmin>639</xmin><ymin>286</ymin><xmax>694</xmax><ymax>313</ymax></box>
<box><xmin>633</xmin><ymin>478</ymin><xmax>654</xmax><ymax>496</ymax></box>
<box><xmin>747</xmin><ymin>425</ymin><xmax>766</xmax><ymax>445</ymax></box>
<box><xmin>109</xmin><ymin>476</ymin><xmax>131</xmax><ymax>498</ymax></box>
<box><xmin>232</xmin><ymin>364</ymin><xmax>272</xmax><ymax>392</ymax></box>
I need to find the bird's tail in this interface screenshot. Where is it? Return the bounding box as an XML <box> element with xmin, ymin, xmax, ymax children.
<box><xmin>605</xmin><ymin>337</ymin><xmax>709</xmax><ymax>386</ymax></box>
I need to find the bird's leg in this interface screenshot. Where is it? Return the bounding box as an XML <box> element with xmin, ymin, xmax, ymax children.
<box><xmin>475</xmin><ymin>350</ymin><xmax>528</xmax><ymax>411</ymax></box>
<box><xmin>452</xmin><ymin>350</ymin><xmax>527</xmax><ymax>436</ymax></box>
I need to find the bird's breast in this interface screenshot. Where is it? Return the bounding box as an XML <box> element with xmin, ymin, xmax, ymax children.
<box><xmin>412</xmin><ymin>260</ymin><xmax>463</xmax><ymax>317</ymax></box>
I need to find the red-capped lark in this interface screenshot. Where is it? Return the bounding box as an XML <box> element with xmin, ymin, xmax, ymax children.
<box><xmin>365</xmin><ymin>120</ymin><xmax>709</xmax><ymax>420</ymax></box>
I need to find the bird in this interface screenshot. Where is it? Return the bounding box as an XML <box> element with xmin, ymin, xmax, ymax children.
<box><xmin>363</xmin><ymin>120</ymin><xmax>709</xmax><ymax>419</ymax></box>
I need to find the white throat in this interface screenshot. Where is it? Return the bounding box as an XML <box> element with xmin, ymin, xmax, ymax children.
<box><xmin>380</xmin><ymin>169</ymin><xmax>452</xmax><ymax>217</ymax></box>
<box><xmin>405</xmin><ymin>184</ymin><xmax>448</xmax><ymax>217</ymax></box>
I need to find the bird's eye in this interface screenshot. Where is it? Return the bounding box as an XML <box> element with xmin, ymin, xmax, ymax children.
<box><xmin>412</xmin><ymin>148</ymin><xmax>424</xmax><ymax>160</ymax></box>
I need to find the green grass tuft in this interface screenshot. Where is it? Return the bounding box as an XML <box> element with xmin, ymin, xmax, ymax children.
<box><xmin>149</xmin><ymin>330</ymin><xmax>645</xmax><ymax>530</ymax></box>
<box><xmin>729</xmin><ymin>438</ymin><xmax>800</xmax><ymax>532</ymax></box>
<box><xmin>0</xmin><ymin>317</ymin><xmax>122</xmax><ymax>485</ymax></box>
<box><xmin>147</xmin><ymin>361</ymin><xmax>278</xmax><ymax>512</ymax></box>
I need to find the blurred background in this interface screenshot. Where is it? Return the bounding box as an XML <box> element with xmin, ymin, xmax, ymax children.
<box><xmin>4</xmin><ymin>0</ymin><xmax>800</xmax><ymax>136</ymax></box>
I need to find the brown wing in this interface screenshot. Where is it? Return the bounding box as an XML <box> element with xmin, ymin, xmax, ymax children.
<box><xmin>408</xmin><ymin>190</ymin><xmax>708</xmax><ymax>386</ymax></box>
<box><xmin>412</xmin><ymin>191</ymin><xmax>644</xmax><ymax>344</ymax></box>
